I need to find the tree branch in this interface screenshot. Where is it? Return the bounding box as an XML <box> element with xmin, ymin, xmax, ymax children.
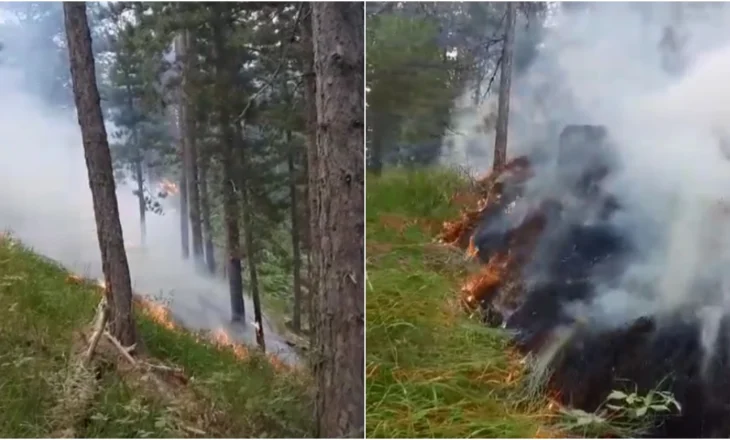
<box><xmin>234</xmin><ymin>3</ymin><xmax>303</xmax><ymax>123</ymax></box>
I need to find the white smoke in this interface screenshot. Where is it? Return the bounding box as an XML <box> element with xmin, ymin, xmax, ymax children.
<box><xmin>0</xmin><ymin>33</ymin><xmax>297</xmax><ymax>363</ymax></box>
<box><xmin>443</xmin><ymin>3</ymin><xmax>730</xmax><ymax>337</ymax></box>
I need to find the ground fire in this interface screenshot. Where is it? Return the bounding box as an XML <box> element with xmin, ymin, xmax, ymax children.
<box><xmin>65</xmin><ymin>274</ymin><xmax>289</xmax><ymax>372</ymax></box>
<box><xmin>157</xmin><ymin>179</ymin><xmax>179</xmax><ymax>197</ymax></box>
<box><xmin>441</xmin><ymin>125</ymin><xmax>730</xmax><ymax>438</ymax></box>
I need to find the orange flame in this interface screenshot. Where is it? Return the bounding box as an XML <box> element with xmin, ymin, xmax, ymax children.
<box><xmin>461</xmin><ymin>253</ymin><xmax>512</xmax><ymax>308</ymax></box>
<box><xmin>158</xmin><ymin>179</ymin><xmax>179</xmax><ymax>196</ymax></box>
<box><xmin>63</xmin><ymin>274</ymin><xmax>291</xmax><ymax>372</ymax></box>
<box><xmin>133</xmin><ymin>296</ymin><xmax>176</xmax><ymax>331</ymax></box>
<box><xmin>466</xmin><ymin>236</ymin><xmax>479</xmax><ymax>259</ymax></box>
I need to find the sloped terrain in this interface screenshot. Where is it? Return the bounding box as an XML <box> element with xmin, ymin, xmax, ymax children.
<box><xmin>365</xmin><ymin>170</ymin><xmax>561</xmax><ymax>438</ymax></box>
<box><xmin>0</xmin><ymin>234</ymin><xmax>313</xmax><ymax>438</ymax></box>
<box><xmin>443</xmin><ymin>134</ymin><xmax>730</xmax><ymax>438</ymax></box>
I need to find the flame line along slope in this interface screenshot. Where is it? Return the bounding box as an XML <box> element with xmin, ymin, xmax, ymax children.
<box><xmin>0</xmin><ymin>234</ymin><xmax>313</xmax><ymax>438</ymax></box>
<box><xmin>365</xmin><ymin>169</ymin><xmax>563</xmax><ymax>439</ymax></box>
<box><xmin>441</xmin><ymin>154</ymin><xmax>730</xmax><ymax>438</ymax></box>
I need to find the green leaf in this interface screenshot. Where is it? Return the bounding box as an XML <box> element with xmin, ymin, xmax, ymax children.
<box><xmin>606</xmin><ymin>390</ymin><xmax>628</xmax><ymax>400</ymax></box>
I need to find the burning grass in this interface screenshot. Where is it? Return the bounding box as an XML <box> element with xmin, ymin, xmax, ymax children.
<box><xmin>65</xmin><ymin>274</ymin><xmax>291</xmax><ymax>372</ymax></box>
<box><xmin>0</xmin><ymin>235</ymin><xmax>313</xmax><ymax>438</ymax></box>
<box><xmin>366</xmin><ymin>169</ymin><xmax>561</xmax><ymax>438</ymax></box>
<box><xmin>439</xmin><ymin>149</ymin><xmax>730</xmax><ymax>437</ymax></box>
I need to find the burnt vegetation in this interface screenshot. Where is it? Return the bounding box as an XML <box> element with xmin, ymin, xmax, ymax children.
<box><xmin>0</xmin><ymin>1</ymin><xmax>363</xmax><ymax>437</ymax></box>
<box><xmin>444</xmin><ymin>126</ymin><xmax>730</xmax><ymax>438</ymax></box>
<box><xmin>368</xmin><ymin>2</ymin><xmax>730</xmax><ymax>438</ymax></box>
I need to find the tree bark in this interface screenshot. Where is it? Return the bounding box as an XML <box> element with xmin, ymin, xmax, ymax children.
<box><xmin>176</xmin><ymin>34</ymin><xmax>190</xmax><ymax>259</ymax></box>
<box><xmin>134</xmin><ymin>154</ymin><xmax>146</xmax><ymax>246</ymax></box>
<box><xmin>199</xmin><ymin>153</ymin><xmax>216</xmax><ymax>275</ymax></box>
<box><xmin>237</xmin><ymin>130</ymin><xmax>265</xmax><ymax>351</ymax></box>
<box><xmin>492</xmin><ymin>2</ymin><xmax>516</xmax><ymax>172</ymax></box>
<box><xmin>183</xmin><ymin>29</ymin><xmax>204</xmax><ymax>268</ymax></box>
<box><xmin>311</xmin><ymin>3</ymin><xmax>365</xmax><ymax>438</ymax></box>
<box><xmin>213</xmin><ymin>10</ymin><xmax>245</xmax><ymax>322</ymax></box>
<box><xmin>125</xmin><ymin>80</ymin><xmax>146</xmax><ymax>248</ymax></box>
<box><xmin>287</xmin><ymin>131</ymin><xmax>303</xmax><ymax>333</ymax></box>
<box><xmin>64</xmin><ymin>1</ymin><xmax>137</xmax><ymax>346</ymax></box>
<box><xmin>300</xmin><ymin>0</ymin><xmax>317</xmax><ymax>343</ymax></box>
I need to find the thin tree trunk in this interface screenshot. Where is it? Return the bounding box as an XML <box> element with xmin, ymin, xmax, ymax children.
<box><xmin>300</xmin><ymin>0</ymin><xmax>317</xmax><ymax>343</ymax></box>
<box><xmin>123</xmin><ymin>78</ymin><xmax>146</xmax><ymax>247</ymax></box>
<box><xmin>64</xmin><ymin>1</ymin><xmax>137</xmax><ymax>347</ymax></box>
<box><xmin>213</xmin><ymin>11</ymin><xmax>245</xmax><ymax>322</ymax></box>
<box><xmin>311</xmin><ymin>3</ymin><xmax>365</xmax><ymax>437</ymax></box>
<box><xmin>199</xmin><ymin>153</ymin><xmax>216</xmax><ymax>275</ymax></box>
<box><xmin>134</xmin><ymin>155</ymin><xmax>146</xmax><ymax>246</ymax></box>
<box><xmin>492</xmin><ymin>2</ymin><xmax>516</xmax><ymax>172</ymax></box>
<box><xmin>183</xmin><ymin>30</ymin><xmax>204</xmax><ymax>268</ymax></box>
<box><xmin>238</xmin><ymin>130</ymin><xmax>265</xmax><ymax>351</ymax></box>
<box><xmin>176</xmin><ymin>34</ymin><xmax>190</xmax><ymax>259</ymax></box>
<box><xmin>288</xmin><ymin>131</ymin><xmax>303</xmax><ymax>333</ymax></box>
<box><xmin>125</xmin><ymin>81</ymin><xmax>146</xmax><ymax>248</ymax></box>
<box><xmin>368</xmin><ymin>123</ymin><xmax>383</xmax><ymax>175</ymax></box>
<box><xmin>188</xmin><ymin>133</ymin><xmax>204</xmax><ymax>266</ymax></box>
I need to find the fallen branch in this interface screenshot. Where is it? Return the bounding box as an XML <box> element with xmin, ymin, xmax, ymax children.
<box><xmin>104</xmin><ymin>330</ymin><xmax>137</xmax><ymax>365</ymax></box>
<box><xmin>83</xmin><ymin>298</ymin><xmax>108</xmax><ymax>365</ymax></box>
<box><xmin>145</xmin><ymin>362</ymin><xmax>184</xmax><ymax>374</ymax></box>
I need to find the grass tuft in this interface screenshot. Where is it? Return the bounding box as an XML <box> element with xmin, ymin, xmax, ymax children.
<box><xmin>366</xmin><ymin>169</ymin><xmax>559</xmax><ymax>438</ymax></box>
<box><xmin>0</xmin><ymin>234</ymin><xmax>314</xmax><ymax>438</ymax></box>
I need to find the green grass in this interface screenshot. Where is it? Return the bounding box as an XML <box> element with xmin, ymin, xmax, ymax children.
<box><xmin>0</xmin><ymin>236</ymin><xmax>314</xmax><ymax>438</ymax></box>
<box><xmin>366</xmin><ymin>168</ymin><xmax>557</xmax><ymax>438</ymax></box>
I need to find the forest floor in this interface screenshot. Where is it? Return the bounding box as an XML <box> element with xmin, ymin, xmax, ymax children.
<box><xmin>365</xmin><ymin>169</ymin><xmax>562</xmax><ymax>438</ymax></box>
<box><xmin>0</xmin><ymin>235</ymin><xmax>314</xmax><ymax>438</ymax></box>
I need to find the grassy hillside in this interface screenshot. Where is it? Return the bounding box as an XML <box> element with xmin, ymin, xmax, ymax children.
<box><xmin>0</xmin><ymin>234</ymin><xmax>313</xmax><ymax>438</ymax></box>
<box><xmin>366</xmin><ymin>169</ymin><xmax>558</xmax><ymax>438</ymax></box>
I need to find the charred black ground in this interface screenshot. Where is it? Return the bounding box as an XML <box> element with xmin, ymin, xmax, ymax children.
<box><xmin>470</xmin><ymin>125</ymin><xmax>730</xmax><ymax>438</ymax></box>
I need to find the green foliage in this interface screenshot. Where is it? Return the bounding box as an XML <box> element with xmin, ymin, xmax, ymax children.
<box><xmin>0</xmin><ymin>236</ymin><xmax>313</xmax><ymax>438</ymax></box>
<box><xmin>366</xmin><ymin>169</ymin><xmax>558</xmax><ymax>438</ymax></box>
<box><xmin>366</xmin><ymin>3</ymin><xmax>548</xmax><ymax>170</ymax></box>
<box><xmin>367</xmin><ymin>14</ymin><xmax>457</xmax><ymax>160</ymax></box>
<box><xmin>558</xmin><ymin>386</ymin><xmax>681</xmax><ymax>437</ymax></box>
<box><xmin>95</xmin><ymin>4</ymin><xmax>175</xmax><ymax>214</ymax></box>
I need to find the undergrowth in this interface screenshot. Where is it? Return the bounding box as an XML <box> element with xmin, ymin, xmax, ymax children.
<box><xmin>0</xmin><ymin>236</ymin><xmax>314</xmax><ymax>438</ymax></box>
<box><xmin>365</xmin><ymin>168</ymin><xmax>559</xmax><ymax>438</ymax></box>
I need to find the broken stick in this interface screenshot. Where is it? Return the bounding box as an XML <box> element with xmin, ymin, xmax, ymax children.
<box><xmin>83</xmin><ymin>298</ymin><xmax>108</xmax><ymax>365</ymax></box>
<box><xmin>104</xmin><ymin>330</ymin><xmax>137</xmax><ymax>365</ymax></box>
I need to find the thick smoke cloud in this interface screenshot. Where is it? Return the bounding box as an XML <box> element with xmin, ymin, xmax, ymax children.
<box><xmin>0</xmin><ymin>20</ymin><xmax>297</xmax><ymax>364</ymax></box>
<box><xmin>444</xmin><ymin>2</ymin><xmax>730</xmax><ymax>347</ymax></box>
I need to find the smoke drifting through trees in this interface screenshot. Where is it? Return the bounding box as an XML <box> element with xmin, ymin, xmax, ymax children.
<box><xmin>369</xmin><ymin>2</ymin><xmax>730</xmax><ymax>436</ymax></box>
<box><xmin>444</xmin><ymin>3</ymin><xmax>730</xmax><ymax>331</ymax></box>
<box><xmin>0</xmin><ymin>1</ymin><xmax>365</xmax><ymax>436</ymax></box>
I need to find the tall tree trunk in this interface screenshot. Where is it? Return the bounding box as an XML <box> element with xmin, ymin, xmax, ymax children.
<box><xmin>134</xmin><ymin>155</ymin><xmax>146</xmax><ymax>246</ymax></box>
<box><xmin>238</xmin><ymin>130</ymin><xmax>265</xmax><ymax>351</ymax></box>
<box><xmin>183</xmin><ymin>30</ymin><xmax>204</xmax><ymax>268</ymax></box>
<box><xmin>213</xmin><ymin>11</ymin><xmax>245</xmax><ymax>322</ymax></box>
<box><xmin>64</xmin><ymin>2</ymin><xmax>137</xmax><ymax>346</ymax></box>
<box><xmin>368</xmin><ymin>122</ymin><xmax>384</xmax><ymax>175</ymax></box>
<box><xmin>300</xmin><ymin>1</ymin><xmax>317</xmax><ymax>343</ymax></box>
<box><xmin>288</xmin><ymin>132</ymin><xmax>303</xmax><ymax>333</ymax></box>
<box><xmin>123</xmin><ymin>78</ymin><xmax>146</xmax><ymax>247</ymax></box>
<box><xmin>176</xmin><ymin>34</ymin><xmax>190</xmax><ymax>259</ymax></box>
<box><xmin>492</xmin><ymin>2</ymin><xmax>516</xmax><ymax>172</ymax></box>
<box><xmin>188</xmin><ymin>132</ymin><xmax>204</xmax><ymax>266</ymax></box>
<box><xmin>199</xmin><ymin>153</ymin><xmax>216</xmax><ymax>275</ymax></box>
<box><xmin>311</xmin><ymin>3</ymin><xmax>365</xmax><ymax>437</ymax></box>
